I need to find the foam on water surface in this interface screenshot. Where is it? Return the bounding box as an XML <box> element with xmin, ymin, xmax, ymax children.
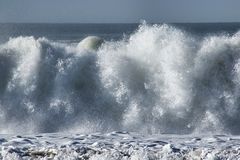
<box><xmin>0</xmin><ymin>132</ymin><xmax>240</xmax><ymax>160</ymax></box>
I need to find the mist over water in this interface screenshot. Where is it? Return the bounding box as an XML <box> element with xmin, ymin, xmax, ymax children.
<box><xmin>1</xmin><ymin>23</ymin><xmax>240</xmax><ymax>134</ymax></box>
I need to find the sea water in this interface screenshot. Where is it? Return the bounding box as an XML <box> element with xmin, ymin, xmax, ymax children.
<box><xmin>1</xmin><ymin>23</ymin><xmax>240</xmax><ymax>159</ymax></box>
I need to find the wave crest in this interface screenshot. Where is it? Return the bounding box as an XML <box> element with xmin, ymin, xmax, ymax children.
<box><xmin>1</xmin><ymin>24</ymin><xmax>240</xmax><ymax>134</ymax></box>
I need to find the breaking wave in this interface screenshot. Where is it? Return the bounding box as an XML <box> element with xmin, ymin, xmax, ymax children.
<box><xmin>1</xmin><ymin>24</ymin><xmax>240</xmax><ymax>134</ymax></box>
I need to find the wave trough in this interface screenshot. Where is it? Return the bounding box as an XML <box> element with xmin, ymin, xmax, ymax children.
<box><xmin>1</xmin><ymin>24</ymin><xmax>240</xmax><ymax>134</ymax></box>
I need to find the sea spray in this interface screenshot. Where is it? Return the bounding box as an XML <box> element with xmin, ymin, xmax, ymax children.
<box><xmin>0</xmin><ymin>24</ymin><xmax>240</xmax><ymax>134</ymax></box>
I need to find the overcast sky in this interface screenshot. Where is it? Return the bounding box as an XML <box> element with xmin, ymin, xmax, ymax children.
<box><xmin>0</xmin><ymin>0</ymin><xmax>239</xmax><ymax>23</ymax></box>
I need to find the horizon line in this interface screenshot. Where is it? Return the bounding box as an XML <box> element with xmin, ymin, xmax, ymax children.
<box><xmin>1</xmin><ymin>21</ymin><xmax>240</xmax><ymax>24</ymax></box>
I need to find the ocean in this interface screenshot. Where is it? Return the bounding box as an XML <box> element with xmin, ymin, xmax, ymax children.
<box><xmin>1</xmin><ymin>23</ymin><xmax>240</xmax><ymax>159</ymax></box>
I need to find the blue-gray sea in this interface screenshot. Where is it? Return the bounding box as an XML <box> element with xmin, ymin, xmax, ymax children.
<box><xmin>1</xmin><ymin>23</ymin><xmax>240</xmax><ymax>159</ymax></box>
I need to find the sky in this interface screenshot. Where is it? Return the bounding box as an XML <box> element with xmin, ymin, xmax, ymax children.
<box><xmin>0</xmin><ymin>0</ymin><xmax>240</xmax><ymax>23</ymax></box>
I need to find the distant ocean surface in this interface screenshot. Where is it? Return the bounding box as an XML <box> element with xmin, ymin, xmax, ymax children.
<box><xmin>1</xmin><ymin>23</ymin><xmax>240</xmax><ymax>134</ymax></box>
<box><xmin>1</xmin><ymin>23</ymin><xmax>240</xmax><ymax>43</ymax></box>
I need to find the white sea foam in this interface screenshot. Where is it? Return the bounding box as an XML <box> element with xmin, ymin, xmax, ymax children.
<box><xmin>0</xmin><ymin>24</ymin><xmax>240</xmax><ymax>135</ymax></box>
<box><xmin>0</xmin><ymin>132</ymin><xmax>240</xmax><ymax>160</ymax></box>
